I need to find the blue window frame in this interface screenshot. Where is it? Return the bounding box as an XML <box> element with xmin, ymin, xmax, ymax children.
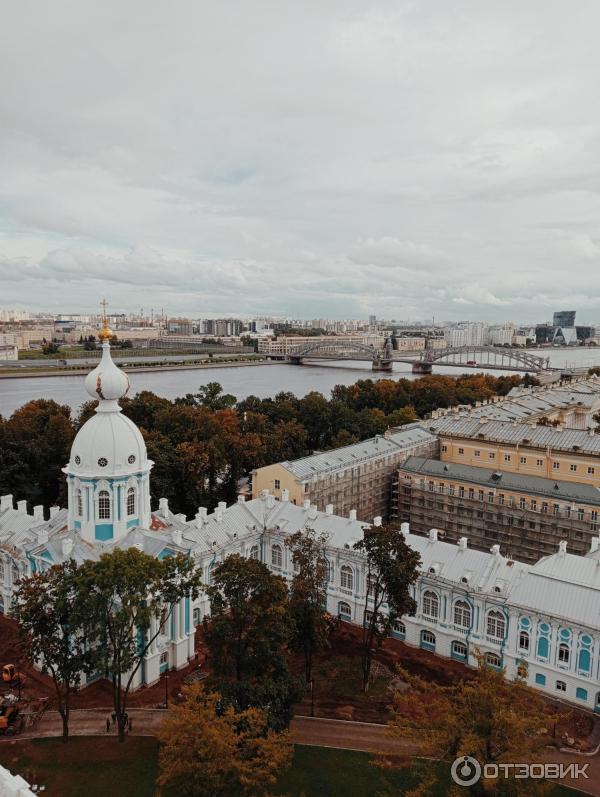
<box><xmin>535</xmin><ymin>673</ymin><xmax>546</xmax><ymax>686</ymax></box>
<box><xmin>576</xmin><ymin>688</ymin><xmax>588</xmax><ymax>701</ymax></box>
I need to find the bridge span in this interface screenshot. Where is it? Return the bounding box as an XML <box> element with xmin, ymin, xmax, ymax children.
<box><xmin>285</xmin><ymin>341</ymin><xmax>551</xmax><ymax>374</ymax></box>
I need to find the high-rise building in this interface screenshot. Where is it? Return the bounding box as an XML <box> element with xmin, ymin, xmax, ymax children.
<box><xmin>553</xmin><ymin>310</ymin><xmax>576</xmax><ymax>327</ymax></box>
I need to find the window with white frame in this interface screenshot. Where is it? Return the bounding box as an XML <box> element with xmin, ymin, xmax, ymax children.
<box><xmin>556</xmin><ymin>680</ymin><xmax>566</xmax><ymax>692</ymax></box>
<box><xmin>393</xmin><ymin>620</ymin><xmax>406</xmax><ymax>635</ymax></box>
<box><xmin>11</xmin><ymin>563</ymin><xmax>19</xmax><ymax>585</ymax></box>
<box><xmin>160</xmin><ymin>651</ymin><xmax>168</xmax><ymax>666</ymax></box>
<box><xmin>486</xmin><ymin>610</ymin><xmax>506</xmax><ymax>640</ymax></box>
<box><xmin>274</xmin><ymin>479</ymin><xmax>281</xmax><ymax>489</ymax></box>
<box><xmin>422</xmin><ymin>590</ymin><xmax>439</xmax><ymax>619</ymax></box>
<box><xmin>421</xmin><ymin>630</ymin><xmax>436</xmax><ymax>646</ymax></box>
<box><xmin>558</xmin><ymin>643</ymin><xmax>570</xmax><ymax>664</ymax></box>
<box><xmin>340</xmin><ymin>565</ymin><xmax>353</xmax><ymax>591</ymax></box>
<box><xmin>127</xmin><ymin>487</ymin><xmax>136</xmax><ymax>517</ymax></box>
<box><xmin>518</xmin><ymin>631</ymin><xmax>530</xmax><ymax>652</ymax></box>
<box><xmin>98</xmin><ymin>490</ymin><xmax>111</xmax><ymax>520</ymax></box>
<box><xmin>338</xmin><ymin>601</ymin><xmax>351</xmax><ymax>619</ymax></box>
<box><xmin>485</xmin><ymin>652</ymin><xmax>501</xmax><ymax>668</ymax></box>
<box><xmin>193</xmin><ymin>607</ymin><xmax>201</xmax><ymax>626</ymax></box>
<box><xmin>452</xmin><ymin>641</ymin><xmax>467</xmax><ymax>658</ymax></box>
<box><xmin>249</xmin><ymin>545</ymin><xmax>259</xmax><ymax>560</ymax></box>
<box><xmin>453</xmin><ymin>600</ymin><xmax>471</xmax><ymax>629</ymax></box>
<box><xmin>271</xmin><ymin>544</ymin><xmax>283</xmax><ymax>568</ymax></box>
<box><xmin>76</xmin><ymin>488</ymin><xmax>83</xmax><ymax>517</ymax></box>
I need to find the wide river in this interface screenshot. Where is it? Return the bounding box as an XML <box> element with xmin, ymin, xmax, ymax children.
<box><xmin>1</xmin><ymin>348</ymin><xmax>600</xmax><ymax>418</ymax></box>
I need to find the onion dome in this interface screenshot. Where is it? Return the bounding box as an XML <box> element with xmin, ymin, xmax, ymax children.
<box><xmin>84</xmin><ymin>341</ymin><xmax>130</xmax><ymax>409</ymax></box>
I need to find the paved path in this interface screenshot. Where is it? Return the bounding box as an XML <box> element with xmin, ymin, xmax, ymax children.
<box><xmin>11</xmin><ymin>710</ymin><xmax>600</xmax><ymax>795</ymax></box>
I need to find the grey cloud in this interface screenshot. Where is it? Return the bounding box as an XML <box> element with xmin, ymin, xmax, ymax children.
<box><xmin>2</xmin><ymin>1</ymin><xmax>600</xmax><ymax>321</ymax></box>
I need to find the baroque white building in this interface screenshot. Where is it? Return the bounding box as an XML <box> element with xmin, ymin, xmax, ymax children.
<box><xmin>2</xmin><ymin>337</ymin><xmax>600</xmax><ymax>711</ymax></box>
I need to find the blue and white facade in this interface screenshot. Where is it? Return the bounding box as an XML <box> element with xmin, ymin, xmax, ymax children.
<box><xmin>2</xmin><ymin>340</ymin><xmax>600</xmax><ymax>708</ymax></box>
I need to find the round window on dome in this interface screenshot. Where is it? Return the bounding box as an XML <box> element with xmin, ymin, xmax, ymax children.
<box><xmin>98</xmin><ymin>457</ymin><xmax>108</xmax><ymax>467</ymax></box>
<box><xmin>128</xmin><ymin>455</ymin><xmax>136</xmax><ymax>464</ymax></box>
<box><xmin>74</xmin><ymin>455</ymin><xmax>81</xmax><ymax>465</ymax></box>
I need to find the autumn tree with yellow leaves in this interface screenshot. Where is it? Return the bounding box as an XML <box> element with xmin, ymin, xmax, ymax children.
<box><xmin>383</xmin><ymin>659</ymin><xmax>561</xmax><ymax>796</ymax></box>
<box><xmin>157</xmin><ymin>682</ymin><xmax>293</xmax><ymax>797</ymax></box>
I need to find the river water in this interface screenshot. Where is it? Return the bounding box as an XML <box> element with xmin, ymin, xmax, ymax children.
<box><xmin>1</xmin><ymin>348</ymin><xmax>600</xmax><ymax>418</ymax></box>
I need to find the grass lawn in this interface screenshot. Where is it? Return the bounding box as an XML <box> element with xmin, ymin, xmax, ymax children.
<box><xmin>0</xmin><ymin>738</ymin><xmax>581</xmax><ymax>796</ymax></box>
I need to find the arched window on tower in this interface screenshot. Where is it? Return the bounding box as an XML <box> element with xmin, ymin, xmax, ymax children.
<box><xmin>127</xmin><ymin>487</ymin><xmax>136</xmax><ymax>517</ymax></box>
<box><xmin>98</xmin><ymin>490</ymin><xmax>111</xmax><ymax>520</ymax></box>
<box><xmin>76</xmin><ymin>488</ymin><xmax>83</xmax><ymax>518</ymax></box>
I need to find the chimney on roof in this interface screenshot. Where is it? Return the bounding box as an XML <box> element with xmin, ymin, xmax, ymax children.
<box><xmin>429</xmin><ymin>528</ymin><xmax>438</xmax><ymax>542</ymax></box>
<box><xmin>237</xmin><ymin>494</ymin><xmax>246</xmax><ymax>503</ymax></box>
<box><xmin>458</xmin><ymin>536</ymin><xmax>468</xmax><ymax>550</ymax></box>
<box><xmin>17</xmin><ymin>500</ymin><xmax>28</xmax><ymax>514</ymax></box>
<box><xmin>490</xmin><ymin>544</ymin><xmax>501</xmax><ymax>556</ymax></box>
<box><xmin>590</xmin><ymin>537</ymin><xmax>600</xmax><ymax>554</ymax></box>
<box><xmin>172</xmin><ymin>529</ymin><xmax>182</xmax><ymax>546</ymax></box>
<box><xmin>325</xmin><ymin>504</ymin><xmax>334</xmax><ymax>516</ymax></box>
<box><xmin>266</xmin><ymin>495</ymin><xmax>275</xmax><ymax>509</ymax></box>
<box><xmin>159</xmin><ymin>498</ymin><xmax>170</xmax><ymax>520</ymax></box>
<box><xmin>216</xmin><ymin>508</ymin><xmax>223</xmax><ymax>522</ymax></box>
<box><xmin>281</xmin><ymin>489</ymin><xmax>289</xmax><ymax>502</ymax></box>
<box><xmin>196</xmin><ymin>507</ymin><xmax>208</xmax><ymax>529</ymax></box>
<box><xmin>61</xmin><ymin>538</ymin><xmax>74</xmax><ymax>557</ymax></box>
<box><xmin>349</xmin><ymin>509</ymin><xmax>357</xmax><ymax>521</ymax></box>
<box><xmin>0</xmin><ymin>495</ymin><xmax>13</xmax><ymax>511</ymax></box>
<box><xmin>218</xmin><ymin>501</ymin><xmax>227</xmax><ymax>512</ymax></box>
<box><xmin>400</xmin><ymin>522</ymin><xmax>410</xmax><ymax>535</ymax></box>
<box><xmin>558</xmin><ymin>539</ymin><xmax>567</xmax><ymax>555</ymax></box>
<box><xmin>303</xmin><ymin>499</ymin><xmax>311</xmax><ymax>510</ymax></box>
<box><xmin>260</xmin><ymin>489</ymin><xmax>269</xmax><ymax>500</ymax></box>
<box><xmin>33</xmin><ymin>505</ymin><xmax>44</xmax><ymax>521</ymax></box>
<box><xmin>373</xmin><ymin>516</ymin><xmax>382</xmax><ymax>527</ymax></box>
<box><xmin>49</xmin><ymin>506</ymin><xmax>59</xmax><ymax>518</ymax></box>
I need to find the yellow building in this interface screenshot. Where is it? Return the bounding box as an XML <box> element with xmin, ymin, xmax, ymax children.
<box><xmin>251</xmin><ymin>423</ymin><xmax>438</xmax><ymax>522</ymax></box>
<box><xmin>431</xmin><ymin>417</ymin><xmax>600</xmax><ymax>488</ymax></box>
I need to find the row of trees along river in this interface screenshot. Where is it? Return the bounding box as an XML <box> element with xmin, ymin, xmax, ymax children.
<box><xmin>0</xmin><ymin>373</ymin><xmax>538</xmax><ymax>517</ymax></box>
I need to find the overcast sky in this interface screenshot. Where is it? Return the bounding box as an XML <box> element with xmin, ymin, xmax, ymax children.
<box><xmin>1</xmin><ymin>1</ymin><xmax>600</xmax><ymax>322</ymax></box>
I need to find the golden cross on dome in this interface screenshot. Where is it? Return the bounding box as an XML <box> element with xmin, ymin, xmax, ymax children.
<box><xmin>98</xmin><ymin>298</ymin><xmax>113</xmax><ymax>342</ymax></box>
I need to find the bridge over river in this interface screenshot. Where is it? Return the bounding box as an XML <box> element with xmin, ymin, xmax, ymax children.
<box><xmin>285</xmin><ymin>340</ymin><xmax>552</xmax><ymax>374</ymax></box>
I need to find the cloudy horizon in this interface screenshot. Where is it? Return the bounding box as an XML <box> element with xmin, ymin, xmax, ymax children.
<box><xmin>2</xmin><ymin>1</ymin><xmax>600</xmax><ymax>322</ymax></box>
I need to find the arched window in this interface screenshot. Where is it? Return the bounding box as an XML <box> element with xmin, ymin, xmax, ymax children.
<box><xmin>485</xmin><ymin>652</ymin><xmax>502</xmax><ymax>669</ymax></box>
<box><xmin>340</xmin><ymin>565</ymin><xmax>353</xmax><ymax>591</ymax></box>
<box><xmin>393</xmin><ymin>620</ymin><xmax>406</xmax><ymax>638</ymax></box>
<box><xmin>422</xmin><ymin>590</ymin><xmax>439</xmax><ymax>619</ymax></box>
<box><xmin>193</xmin><ymin>608</ymin><xmax>201</xmax><ymax>626</ymax></box>
<box><xmin>208</xmin><ymin>561</ymin><xmax>218</xmax><ymax>585</ymax></box>
<box><xmin>76</xmin><ymin>488</ymin><xmax>83</xmax><ymax>518</ymax></box>
<box><xmin>558</xmin><ymin>643</ymin><xmax>570</xmax><ymax>664</ymax></box>
<box><xmin>486</xmin><ymin>610</ymin><xmax>506</xmax><ymax>640</ymax></box>
<box><xmin>11</xmin><ymin>564</ymin><xmax>19</xmax><ymax>585</ymax></box>
<box><xmin>98</xmin><ymin>490</ymin><xmax>111</xmax><ymax>520</ymax></box>
<box><xmin>271</xmin><ymin>544</ymin><xmax>283</xmax><ymax>568</ymax></box>
<box><xmin>127</xmin><ymin>487</ymin><xmax>136</xmax><ymax>517</ymax></box>
<box><xmin>338</xmin><ymin>601</ymin><xmax>351</xmax><ymax>620</ymax></box>
<box><xmin>518</xmin><ymin>631</ymin><xmax>530</xmax><ymax>652</ymax></box>
<box><xmin>453</xmin><ymin>600</ymin><xmax>471</xmax><ymax>629</ymax></box>
<box><xmin>420</xmin><ymin>630</ymin><xmax>436</xmax><ymax>649</ymax></box>
<box><xmin>249</xmin><ymin>545</ymin><xmax>259</xmax><ymax>560</ymax></box>
<box><xmin>452</xmin><ymin>640</ymin><xmax>467</xmax><ymax>659</ymax></box>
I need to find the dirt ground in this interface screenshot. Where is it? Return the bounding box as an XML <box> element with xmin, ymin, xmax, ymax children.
<box><xmin>1</xmin><ymin>614</ymin><xmax>595</xmax><ymax>747</ymax></box>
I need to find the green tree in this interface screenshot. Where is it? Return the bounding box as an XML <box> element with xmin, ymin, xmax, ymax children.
<box><xmin>385</xmin><ymin>659</ymin><xmax>560</xmax><ymax>795</ymax></box>
<box><xmin>14</xmin><ymin>561</ymin><xmax>92</xmax><ymax>741</ymax></box>
<box><xmin>157</xmin><ymin>683</ymin><xmax>292</xmax><ymax>797</ymax></box>
<box><xmin>192</xmin><ymin>382</ymin><xmax>237</xmax><ymax>411</ymax></box>
<box><xmin>42</xmin><ymin>342</ymin><xmax>60</xmax><ymax>356</ymax></box>
<box><xmin>204</xmin><ymin>554</ymin><xmax>300</xmax><ymax>730</ymax></box>
<box><xmin>286</xmin><ymin>529</ymin><xmax>330</xmax><ymax>683</ymax></box>
<box><xmin>78</xmin><ymin>548</ymin><xmax>202</xmax><ymax>742</ymax></box>
<box><xmin>353</xmin><ymin>524</ymin><xmax>421</xmax><ymax>691</ymax></box>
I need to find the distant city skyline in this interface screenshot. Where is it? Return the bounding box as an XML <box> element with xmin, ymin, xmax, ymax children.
<box><xmin>2</xmin><ymin>3</ymin><xmax>600</xmax><ymax>320</ymax></box>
